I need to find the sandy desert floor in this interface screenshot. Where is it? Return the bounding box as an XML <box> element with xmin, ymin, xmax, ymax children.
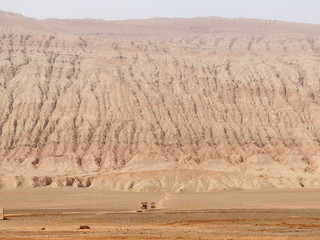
<box><xmin>0</xmin><ymin>188</ymin><xmax>320</xmax><ymax>239</ymax></box>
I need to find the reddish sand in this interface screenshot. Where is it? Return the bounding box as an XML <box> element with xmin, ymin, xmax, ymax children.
<box><xmin>1</xmin><ymin>188</ymin><xmax>320</xmax><ymax>239</ymax></box>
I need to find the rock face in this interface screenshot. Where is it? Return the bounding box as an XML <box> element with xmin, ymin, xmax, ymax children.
<box><xmin>0</xmin><ymin>11</ymin><xmax>320</xmax><ymax>191</ymax></box>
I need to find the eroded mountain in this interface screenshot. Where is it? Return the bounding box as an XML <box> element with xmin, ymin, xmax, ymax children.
<box><xmin>1</xmin><ymin>11</ymin><xmax>320</xmax><ymax>191</ymax></box>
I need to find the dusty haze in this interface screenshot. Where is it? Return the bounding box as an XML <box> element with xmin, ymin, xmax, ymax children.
<box><xmin>0</xmin><ymin>10</ymin><xmax>320</xmax><ymax>191</ymax></box>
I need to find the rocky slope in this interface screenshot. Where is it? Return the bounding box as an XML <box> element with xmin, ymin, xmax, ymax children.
<box><xmin>0</xmin><ymin>11</ymin><xmax>320</xmax><ymax>191</ymax></box>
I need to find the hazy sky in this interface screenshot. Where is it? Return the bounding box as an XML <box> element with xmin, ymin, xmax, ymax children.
<box><xmin>0</xmin><ymin>0</ymin><xmax>319</xmax><ymax>24</ymax></box>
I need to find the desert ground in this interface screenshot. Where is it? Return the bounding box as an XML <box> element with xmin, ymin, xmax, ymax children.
<box><xmin>1</xmin><ymin>188</ymin><xmax>320</xmax><ymax>239</ymax></box>
<box><xmin>1</xmin><ymin>10</ymin><xmax>320</xmax><ymax>239</ymax></box>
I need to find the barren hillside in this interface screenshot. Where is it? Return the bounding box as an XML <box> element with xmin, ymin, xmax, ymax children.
<box><xmin>1</xmin><ymin>11</ymin><xmax>320</xmax><ymax>191</ymax></box>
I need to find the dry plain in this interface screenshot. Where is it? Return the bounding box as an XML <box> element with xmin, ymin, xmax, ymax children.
<box><xmin>1</xmin><ymin>10</ymin><xmax>320</xmax><ymax>240</ymax></box>
<box><xmin>1</xmin><ymin>188</ymin><xmax>320</xmax><ymax>239</ymax></box>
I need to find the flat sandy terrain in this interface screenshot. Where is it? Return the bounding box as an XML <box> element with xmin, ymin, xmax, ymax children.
<box><xmin>1</xmin><ymin>188</ymin><xmax>320</xmax><ymax>239</ymax></box>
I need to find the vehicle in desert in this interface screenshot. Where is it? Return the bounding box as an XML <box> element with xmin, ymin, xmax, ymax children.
<box><xmin>141</xmin><ymin>202</ymin><xmax>147</xmax><ymax>210</ymax></box>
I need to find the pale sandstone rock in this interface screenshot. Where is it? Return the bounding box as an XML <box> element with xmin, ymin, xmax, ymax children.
<box><xmin>0</xmin><ymin>208</ymin><xmax>3</xmax><ymax>220</ymax></box>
